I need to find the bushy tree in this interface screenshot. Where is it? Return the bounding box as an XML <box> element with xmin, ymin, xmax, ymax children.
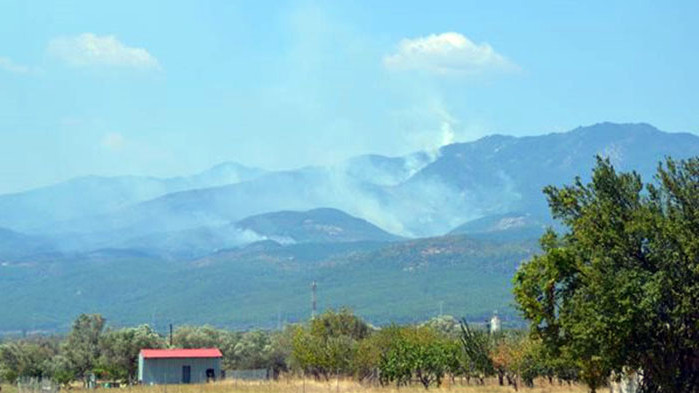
<box><xmin>292</xmin><ymin>327</ymin><xmax>355</xmax><ymax>379</ymax></box>
<box><xmin>44</xmin><ymin>355</ymin><xmax>74</xmax><ymax>387</ymax></box>
<box><xmin>63</xmin><ymin>314</ymin><xmax>105</xmax><ymax>385</ymax></box>
<box><xmin>267</xmin><ymin>326</ymin><xmax>295</xmax><ymax>377</ymax></box>
<box><xmin>0</xmin><ymin>337</ymin><xmax>60</xmax><ymax>382</ymax></box>
<box><xmin>309</xmin><ymin>308</ymin><xmax>371</xmax><ymax>341</ymax></box>
<box><xmin>172</xmin><ymin>325</ymin><xmax>228</xmax><ymax>349</ymax></box>
<box><xmin>232</xmin><ymin>330</ymin><xmax>272</xmax><ymax>370</ymax></box>
<box><xmin>377</xmin><ymin>326</ymin><xmax>459</xmax><ymax>389</ymax></box>
<box><xmin>173</xmin><ymin>325</ymin><xmax>241</xmax><ymax>370</ymax></box>
<box><xmin>291</xmin><ymin>308</ymin><xmax>370</xmax><ymax>379</ymax></box>
<box><xmin>98</xmin><ymin>325</ymin><xmax>164</xmax><ymax>382</ymax></box>
<box><xmin>514</xmin><ymin>157</ymin><xmax>699</xmax><ymax>393</ymax></box>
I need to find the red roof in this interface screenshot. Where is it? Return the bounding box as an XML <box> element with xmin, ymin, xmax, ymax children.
<box><xmin>140</xmin><ymin>348</ymin><xmax>223</xmax><ymax>359</ymax></box>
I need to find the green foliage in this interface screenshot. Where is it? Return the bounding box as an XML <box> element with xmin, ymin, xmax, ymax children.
<box><xmin>173</xmin><ymin>325</ymin><xmax>230</xmax><ymax>349</ymax></box>
<box><xmin>173</xmin><ymin>325</ymin><xmax>242</xmax><ymax>370</ymax></box>
<box><xmin>44</xmin><ymin>355</ymin><xmax>74</xmax><ymax>387</ymax></box>
<box><xmin>375</xmin><ymin>325</ymin><xmax>461</xmax><ymax>389</ymax></box>
<box><xmin>0</xmin><ymin>337</ymin><xmax>60</xmax><ymax>382</ymax></box>
<box><xmin>291</xmin><ymin>326</ymin><xmax>355</xmax><ymax>379</ymax></box>
<box><xmin>309</xmin><ymin>308</ymin><xmax>371</xmax><ymax>342</ymax></box>
<box><xmin>0</xmin><ymin>312</ymin><xmax>578</xmax><ymax>389</ymax></box>
<box><xmin>63</xmin><ymin>314</ymin><xmax>105</xmax><ymax>384</ymax></box>
<box><xmin>0</xmin><ymin>235</ymin><xmax>533</xmax><ymax>332</ymax></box>
<box><xmin>267</xmin><ymin>327</ymin><xmax>295</xmax><ymax>377</ymax></box>
<box><xmin>232</xmin><ymin>330</ymin><xmax>273</xmax><ymax>370</ymax></box>
<box><xmin>514</xmin><ymin>156</ymin><xmax>699</xmax><ymax>393</ymax></box>
<box><xmin>291</xmin><ymin>309</ymin><xmax>370</xmax><ymax>379</ymax></box>
<box><xmin>458</xmin><ymin>322</ymin><xmax>494</xmax><ymax>381</ymax></box>
<box><xmin>98</xmin><ymin>325</ymin><xmax>164</xmax><ymax>383</ymax></box>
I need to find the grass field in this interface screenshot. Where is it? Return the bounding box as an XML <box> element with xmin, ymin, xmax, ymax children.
<box><xmin>1</xmin><ymin>383</ymin><xmax>17</xmax><ymax>393</ymax></box>
<box><xmin>0</xmin><ymin>378</ymin><xmax>586</xmax><ymax>393</ymax></box>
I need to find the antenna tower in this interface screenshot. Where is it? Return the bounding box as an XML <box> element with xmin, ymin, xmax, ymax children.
<box><xmin>311</xmin><ymin>281</ymin><xmax>317</xmax><ymax>319</ymax></box>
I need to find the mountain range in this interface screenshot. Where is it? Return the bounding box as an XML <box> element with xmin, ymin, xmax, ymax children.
<box><xmin>1</xmin><ymin>122</ymin><xmax>698</xmax><ymax>332</ymax></box>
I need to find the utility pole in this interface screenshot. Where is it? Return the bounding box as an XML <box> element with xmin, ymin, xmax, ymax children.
<box><xmin>277</xmin><ymin>306</ymin><xmax>282</xmax><ymax>331</ymax></box>
<box><xmin>169</xmin><ymin>323</ymin><xmax>173</xmax><ymax>347</ymax></box>
<box><xmin>311</xmin><ymin>281</ymin><xmax>317</xmax><ymax>319</ymax></box>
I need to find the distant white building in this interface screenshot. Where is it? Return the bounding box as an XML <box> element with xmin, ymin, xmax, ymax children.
<box><xmin>138</xmin><ymin>348</ymin><xmax>222</xmax><ymax>385</ymax></box>
<box><xmin>489</xmin><ymin>312</ymin><xmax>501</xmax><ymax>334</ymax></box>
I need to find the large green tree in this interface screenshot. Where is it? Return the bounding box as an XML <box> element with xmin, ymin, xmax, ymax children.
<box><xmin>514</xmin><ymin>157</ymin><xmax>699</xmax><ymax>393</ymax></box>
<box><xmin>63</xmin><ymin>314</ymin><xmax>105</xmax><ymax>385</ymax></box>
<box><xmin>376</xmin><ymin>325</ymin><xmax>459</xmax><ymax>389</ymax></box>
<box><xmin>291</xmin><ymin>308</ymin><xmax>370</xmax><ymax>379</ymax></box>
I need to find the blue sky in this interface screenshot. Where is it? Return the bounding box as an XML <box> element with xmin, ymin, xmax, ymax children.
<box><xmin>0</xmin><ymin>0</ymin><xmax>697</xmax><ymax>193</ymax></box>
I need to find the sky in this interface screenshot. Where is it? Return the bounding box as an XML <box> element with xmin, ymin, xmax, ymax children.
<box><xmin>0</xmin><ymin>0</ymin><xmax>698</xmax><ymax>194</ymax></box>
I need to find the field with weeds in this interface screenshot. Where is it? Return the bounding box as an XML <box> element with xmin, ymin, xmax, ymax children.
<box><xmin>1</xmin><ymin>384</ymin><xmax>18</xmax><ymax>393</ymax></box>
<box><xmin>4</xmin><ymin>379</ymin><xmax>586</xmax><ymax>393</ymax></box>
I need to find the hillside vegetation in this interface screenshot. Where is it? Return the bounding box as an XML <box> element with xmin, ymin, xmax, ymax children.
<box><xmin>0</xmin><ymin>234</ymin><xmax>535</xmax><ymax>332</ymax></box>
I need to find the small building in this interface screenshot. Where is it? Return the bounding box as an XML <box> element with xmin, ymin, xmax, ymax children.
<box><xmin>138</xmin><ymin>348</ymin><xmax>222</xmax><ymax>385</ymax></box>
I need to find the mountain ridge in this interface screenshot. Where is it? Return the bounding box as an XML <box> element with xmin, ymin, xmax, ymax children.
<box><xmin>1</xmin><ymin>122</ymin><xmax>698</xmax><ymax>257</ymax></box>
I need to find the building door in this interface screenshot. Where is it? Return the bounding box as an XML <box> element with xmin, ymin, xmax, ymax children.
<box><xmin>182</xmin><ymin>365</ymin><xmax>191</xmax><ymax>384</ymax></box>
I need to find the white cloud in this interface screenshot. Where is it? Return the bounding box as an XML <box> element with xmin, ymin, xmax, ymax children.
<box><xmin>0</xmin><ymin>57</ymin><xmax>31</xmax><ymax>74</ymax></box>
<box><xmin>48</xmin><ymin>33</ymin><xmax>160</xmax><ymax>69</ymax></box>
<box><xmin>383</xmin><ymin>32</ymin><xmax>517</xmax><ymax>75</ymax></box>
<box><xmin>102</xmin><ymin>133</ymin><xmax>125</xmax><ymax>150</ymax></box>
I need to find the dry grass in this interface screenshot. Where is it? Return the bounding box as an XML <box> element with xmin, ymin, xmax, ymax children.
<box><xmin>1</xmin><ymin>384</ymin><xmax>18</xmax><ymax>393</ymax></box>
<box><xmin>60</xmin><ymin>378</ymin><xmax>586</xmax><ymax>393</ymax></box>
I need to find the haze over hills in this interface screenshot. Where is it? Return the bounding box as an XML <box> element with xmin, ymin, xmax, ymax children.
<box><xmin>3</xmin><ymin>122</ymin><xmax>698</xmax><ymax>253</ymax></box>
<box><xmin>448</xmin><ymin>213</ymin><xmax>549</xmax><ymax>243</ymax></box>
<box><xmin>0</xmin><ymin>162</ymin><xmax>266</xmax><ymax>233</ymax></box>
<box><xmin>0</xmin><ymin>227</ymin><xmax>56</xmax><ymax>261</ymax></box>
<box><xmin>1</xmin><ymin>122</ymin><xmax>698</xmax><ymax>332</ymax></box>
<box><xmin>236</xmin><ymin>208</ymin><xmax>403</xmax><ymax>244</ymax></box>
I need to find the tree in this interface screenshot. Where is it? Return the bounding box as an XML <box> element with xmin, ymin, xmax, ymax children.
<box><xmin>458</xmin><ymin>322</ymin><xmax>494</xmax><ymax>384</ymax></box>
<box><xmin>376</xmin><ymin>326</ymin><xmax>457</xmax><ymax>389</ymax></box>
<box><xmin>309</xmin><ymin>308</ymin><xmax>371</xmax><ymax>341</ymax></box>
<box><xmin>0</xmin><ymin>337</ymin><xmax>60</xmax><ymax>382</ymax></box>
<box><xmin>292</xmin><ymin>326</ymin><xmax>355</xmax><ymax>379</ymax></box>
<box><xmin>172</xmin><ymin>325</ymin><xmax>241</xmax><ymax>370</ymax></box>
<box><xmin>513</xmin><ymin>157</ymin><xmax>699</xmax><ymax>393</ymax></box>
<box><xmin>232</xmin><ymin>330</ymin><xmax>272</xmax><ymax>370</ymax></box>
<box><xmin>291</xmin><ymin>308</ymin><xmax>370</xmax><ymax>379</ymax></box>
<box><xmin>63</xmin><ymin>314</ymin><xmax>105</xmax><ymax>385</ymax></box>
<box><xmin>267</xmin><ymin>327</ymin><xmax>295</xmax><ymax>378</ymax></box>
<box><xmin>172</xmin><ymin>325</ymin><xmax>225</xmax><ymax>349</ymax></box>
<box><xmin>98</xmin><ymin>325</ymin><xmax>164</xmax><ymax>383</ymax></box>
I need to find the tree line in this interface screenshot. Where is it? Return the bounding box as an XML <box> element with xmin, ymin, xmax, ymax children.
<box><xmin>0</xmin><ymin>314</ymin><xmax>287</xmax><ymax>386</ymax></box>
<box><xmin>0</xmin><ymin>310</ymin><xmax>581</xmax><ymax>390</ymax></box>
